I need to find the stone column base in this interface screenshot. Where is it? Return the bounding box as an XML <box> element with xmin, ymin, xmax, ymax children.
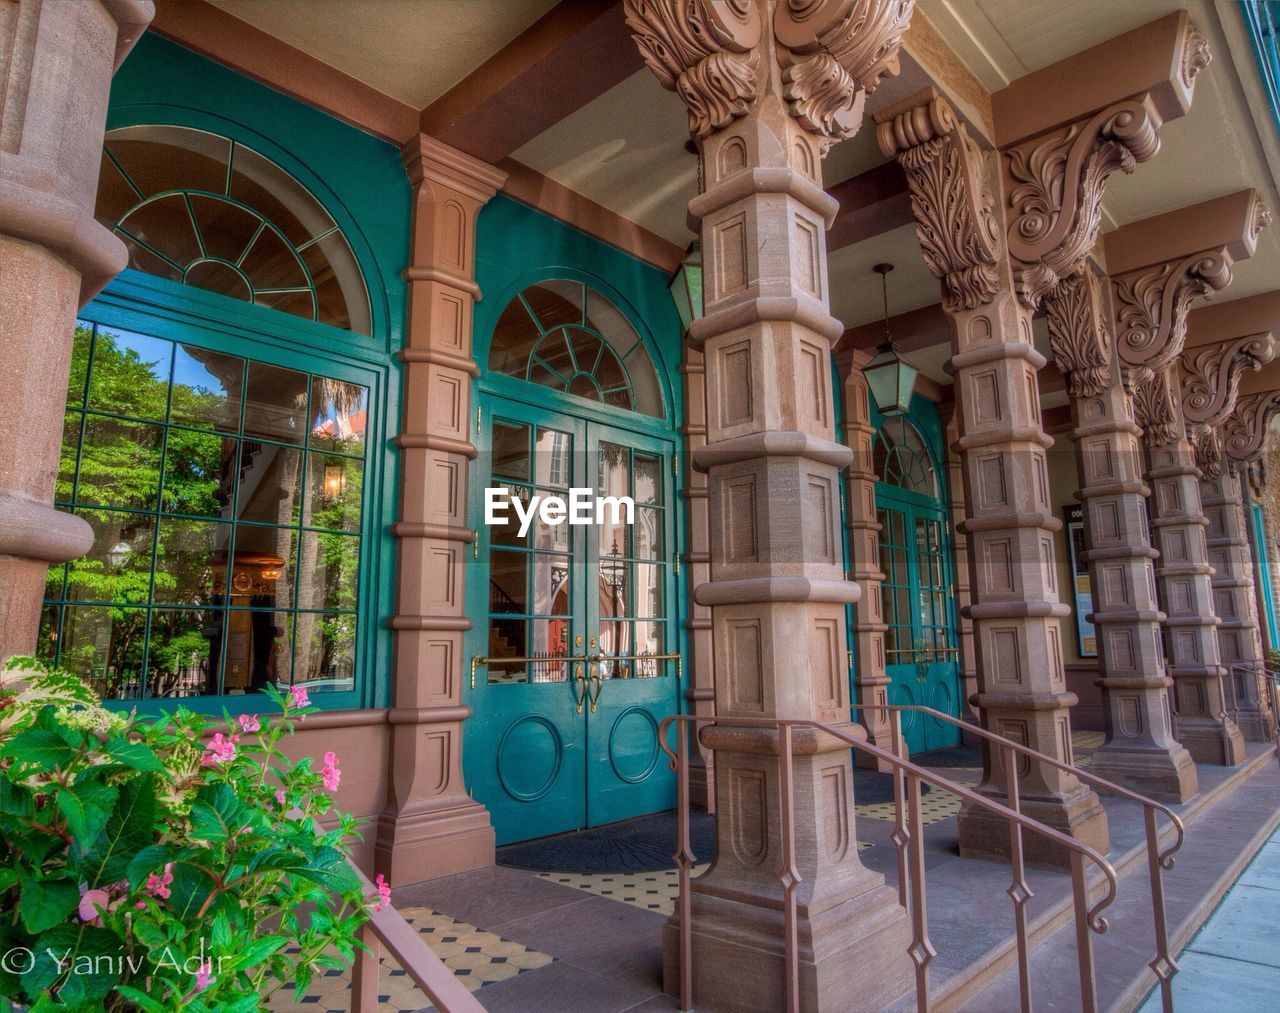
<box><xmin>959</xmin><ymin>788</ymin><xmax>1110</xmax><ymax>869</ymax></box>
<box><xmin>1177</xmin><ymin>715</ymin><xmax>1246</xmax><ymax>766</ymax></box>
<box><xmin>373</xmin><ymin>798</ymin><xmax>494</xmax><ymax>886</ymax></box>
<box><xmin>661</xmin><ymin>875</ymin><xmax>913</xmax><ymax>1012</ymax></box>
<box><xmin>1235</xmin><ymin>708</ymin><xmax>1274</xmax><ymax>742</ymax></box>
<box><xmin>1088</xmin><ymin>741</ymin><xmax>1198</xmax><ymax>803</ymax></box>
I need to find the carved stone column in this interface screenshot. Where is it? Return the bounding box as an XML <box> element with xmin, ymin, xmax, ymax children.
<box><xmin>680</xmin><ymin>346</ymin><xmax>716</xmax><ymax>809</ymax></box>
<box><xmin>937</xmin><ymin>398</ymin><xmax>980</xmax><ymax>725</ymax></box>
<box><xmin>1206</xmin><ymin>373</ymin><xmax>1280</xmax><ymax>740</ymax></box>
<box><xmin>1043</xmin><ymin>272</ymin><xmax>1197</xmax><ymax>800</ymax></box>
<box><xmin>627</xmin><ymin>2</ymin><xmax>915</xmax><ymax>1007</ymax></box>
<box><xmin>374</xmin><ymin>137</ymin><xmax>506</xmax><ymax>884</ymax></box>
<box><xmin>840</xmin><ymin>350</ymin><xmax>893</xmax><ymax>753</ymax></box>
<box><xmin>0</xmin><ymin>0</ymin><xmax>153</xmax><ymax>663</ymax></box>
<box><xmin>880</xmin><ymin>95</ymin><xmax>1108</xmax><ymax>863</ymax></box>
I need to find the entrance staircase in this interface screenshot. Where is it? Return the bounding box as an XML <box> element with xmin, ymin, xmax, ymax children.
<box><xmin>662</xmin><ymin>700</ymin><xmax>1280</xmax><ymax>1013</ymax></box>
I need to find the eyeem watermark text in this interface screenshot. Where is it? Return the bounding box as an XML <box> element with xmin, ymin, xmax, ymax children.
<box><xmin>484</xmin><ymin>487</ymin><xmax>634</xmax><ymax>538</ymax></box>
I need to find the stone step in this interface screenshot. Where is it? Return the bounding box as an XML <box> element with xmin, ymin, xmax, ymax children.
<box><xmin>922</xmin><ymin>747</ymin><xmax>1280</xmax><ymax>1012</ymax></box>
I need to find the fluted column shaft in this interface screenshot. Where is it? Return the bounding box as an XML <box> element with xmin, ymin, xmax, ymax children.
<box><xmin>1202</xmin><ymin>469</ymin><xmax>1273</xmax><ymax>740</ymax></box>
<box><xmin>1067</xmin><ymin>377</ymin><xmax>1197</xmax><ymax>801</ymax></box>
<box><xmin>1145</xmin><ymin>424</ymin><xmax>1245</xmax><ymax>765</ymax></box>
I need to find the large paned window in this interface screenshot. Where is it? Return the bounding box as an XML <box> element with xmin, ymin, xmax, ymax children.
<box><xmin>39</xmin><ymin>320</ymin><xmax>367</xmax><ymax>701</ymax></box>
<box><xmin>874</xmin><ymin>416</ymin><xmax>937</xmax><ymax>496</ymax></box>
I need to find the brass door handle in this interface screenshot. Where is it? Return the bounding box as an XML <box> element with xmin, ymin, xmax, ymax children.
<box><xmin>574</xmin><ymin>664</ymin><xmax>588</xmax><ymax>714</ymax></box>
<box><xmin>588</xmin><ymin>664</ymin><xmax>603</xmax><ymax>713</ymax></box>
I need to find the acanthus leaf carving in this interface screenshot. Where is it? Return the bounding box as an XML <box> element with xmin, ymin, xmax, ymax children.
<box><xmin>1180</xmin><ymin>23</ymin><xmax>1211</xmax><ymax>89</ymax></box>
<box><xmin>1112</xmin><ymin>249</ymin><xmax>1233</xmax><ymax>373</ymax></box>
<box><xmin>1043</xmin><ymin>268</ymin><xmax>1113</xmax><ymax>398</ymax></box>
<box><xmin>623</xmin><ymin>0</ymin><xmax>762</xmax><ymax>139</ymax></box>
<box><xmin>1005</xmin><ymin>99</ymin><xmax>1161</xmax><ymax>309</ymax></box>
<box><xmin>1192</xmin><ymin>425</ymin><xmax>1223</xmax><ymax>479</ymax></box>
<box><xmin>1131</xmin><ymin>366</ymin><xmax>1181</xmax><ymax>447</ymax></box>
<box><xmin>776</xmin><ymin>0</ymin><xmax>914</xmax><ymax>147</ymax></box>
<box><xmin>878</xmin><ymin>96</ymin><xmax>1001</xmax><ymax>311</ymax></box>
<box><xmin>1179</xmin><ymin>333</ymin><xmax>1275</xmax><ymax>427</ymax></box>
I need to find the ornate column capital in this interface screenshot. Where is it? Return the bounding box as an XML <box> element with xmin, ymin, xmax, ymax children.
<box><xmin>1131</xmin><ymin>365</ymin><xmax>1182</xmax><ymax>447</ymax></box>
<box><xmin>1111</xmin><ymin>249</ymin><xmax>1234</xmax><ymax>374</ymax></box>
<box><xmin>1004</xmin><ymin>98</ymin><xmax>1162</xmax><ymax>308</ymax></box>
<box><xmin>876</xmin><ymin>94</ymin><xmax>1002</xmax><ymax>311</ymax></box>
<box><xmin>1043</xmin><ymin>266</ymin><xmax>1113</xmax><ymax>397</ymax></box>
<box><xmin>624</xmin><ymin>0</ymin><xmax>914</xmax><ymax>148</ymax></box>
<box><xmin>1223</xmin><ymin>388</ymin><xmax>1280</xmax><ymax>473</ymax></box>
<box><xmin>1180</xmin><ymin>332</ymin><xmax>1276</xmax><ymax>429</ymax></box>
<box><xmin>1192</xmin><ymin>425</ymin><xmax>1224</xmax><ymax>479</ymax></box>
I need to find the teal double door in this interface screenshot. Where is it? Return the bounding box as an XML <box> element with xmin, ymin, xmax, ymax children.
<box><xmin>876</xmin><ymin>488</ymin><xmax>962</xmax><ymax>755</ymax></box>
<box><xmin>466</xmin><ymin>395</ymin><xmax>678</xmax><ymax>845</ymax></box>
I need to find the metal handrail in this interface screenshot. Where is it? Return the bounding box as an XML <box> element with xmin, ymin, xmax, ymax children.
<box><xmin>856</xmin><ymin>702</ymin><xmax>1186</xmax><ymax>1012</ymax></box>
<box><xmin>659</xmin><ymin>713</ymin><xmax>1120</xmax><ymax>1013</ymax></box>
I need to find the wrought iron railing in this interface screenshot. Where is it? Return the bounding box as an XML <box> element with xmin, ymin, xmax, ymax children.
<box><xmin>660</xmin><ymin>705</ymin><xmax>1186</xmax><ymax>1013</ymax></box>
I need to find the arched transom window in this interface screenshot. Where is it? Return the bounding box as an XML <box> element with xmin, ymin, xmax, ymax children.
<box><xmin>489</xmin><ymin>280</ymin><xmax>662</xmax><ymax>418</ymax></box>
<box><xmin>874</xmin><ymin>416</ymin><xmax>937</xmax><ymax>497</ymax></box>
<box><xmin>95</xmin><ymin>125</ymin><xmax>371</xmax><ymax>335</ymax></box>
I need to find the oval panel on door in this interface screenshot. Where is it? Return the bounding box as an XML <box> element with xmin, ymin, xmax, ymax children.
<box><xmin>608</xmin><ymin>706</ymin><xmax>660</xmax><ymax>783</ymax></box>
<box><xmin>930</xmin><ymin>680</ymin><xmax>953</xmax><ymax>729</ymax></box>
<box><xmin>892</xmin><ymin>682</ymin><xmax>917</xmax><ymax>733</ymax></box>
<box><xmin>497</xmin><ymin>715</ymin><xmax>564</xmax><ymax>801</ymax></box>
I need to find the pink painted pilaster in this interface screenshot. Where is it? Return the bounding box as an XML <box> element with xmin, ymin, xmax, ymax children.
<box><xmin>0</xmin><ymin>0</ymin><xmax>153</xmax><ymax>663</ymax></box>
<box><xmin>373</xmin><ymin>137</ymin><xmax>506</xmax><ymax>884</ymax></box>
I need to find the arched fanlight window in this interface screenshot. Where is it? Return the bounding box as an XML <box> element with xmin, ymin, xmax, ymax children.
<box><xmin>95</xmin><ymin>125</ymin><xmax>371</xmax><ymax>335</ymax></box>
<box><xmin>489</xmin><ymin>280</ymin><xmax>662</xmax><ymax>418</ymax></box>
<box><xmin>873</xmin><ymin>416</ymin><xmax>937</xmax><ymax>497</ymax></box>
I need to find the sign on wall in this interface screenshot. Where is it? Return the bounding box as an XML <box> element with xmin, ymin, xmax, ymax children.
<box><xmin>1064</xmin><ymin>504</ymin><xmax>1097</xmax><ymax>657</ymax></box>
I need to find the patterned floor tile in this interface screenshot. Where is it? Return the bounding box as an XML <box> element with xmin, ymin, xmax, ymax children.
<box><xmin>263</xmin><ymin>907</ymin><xmax>552</xmax><ymax>1011</ymax></box>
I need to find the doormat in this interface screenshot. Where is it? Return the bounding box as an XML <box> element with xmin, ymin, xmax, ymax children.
<box><xmin>497</xmin><ymin>810</ymin><xmax>717</xmax><ymax>873</ymax></box>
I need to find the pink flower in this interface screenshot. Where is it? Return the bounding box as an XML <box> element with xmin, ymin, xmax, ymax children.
<box><xmin>78</xmin><ymin>887</ymin><xmax>109</xmax><ymax>924</ymax></box>
<box><xmin>321</xmin><ymin>750</ymin><xmax>341</xmax><ymax>791</ymax></box>
<box><xmin>194</xmin><ymin>960</ymin><xmax>215</xmax><ymax>992</ymax></box>
<box><xmin>237</xmin><ymin>714</ymin><xmax>261</xmax><ymax>733</ymax></box>
<box><xmin>275</xmin><ymin>787</ymin><xmax>287</xmax><ymax>806</ymax></box>
<box><xmin>145</xmin><ymin>864</ymin><xmax>173</xmax><ymax>900</ymax></box>
<box><xmin>369</xmin><ymin>873</ymin><xmax>391</xmax><ymax>913</ymax></box>
<box><xmin>201</xmin><ymin>732</ymin><xmax>237</xmax><ymax>766</ymax></box>
<box><xmin>288</xmin><ymin>685</ymin><xmax>310</xmax><ymax>710</ymax></box>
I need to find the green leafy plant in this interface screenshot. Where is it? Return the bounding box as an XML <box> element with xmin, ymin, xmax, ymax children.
<box><xmin>0</xmin><ymin>657</ymin><xmax>382</xmax><ymax>1011</ymax></box>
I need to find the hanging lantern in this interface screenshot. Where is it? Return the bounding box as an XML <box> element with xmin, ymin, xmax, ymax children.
<box><xmin>863</xmin><ymin>263</ymin><xmax>918</xmax><ymax>416</ymax></box>
<box><xmin>668</xmin><ymin>239</ymin><xmax>703</xmax><ymax>332</ymax></box>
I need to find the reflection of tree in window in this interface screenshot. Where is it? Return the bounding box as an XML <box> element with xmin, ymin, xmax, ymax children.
<box><xmin>43</xmin><ymin>321</ymin><xmax>367</xmax><ymax>701</ymax></box>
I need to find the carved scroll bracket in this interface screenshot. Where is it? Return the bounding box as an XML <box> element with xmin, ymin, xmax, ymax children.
<box><xmin>1044</xmin><ymin>267</ymin><xmax>1113</xmax><ymax>397</ymax></box>
<box><xmin>1224</xmin><ymin>388</ymin><xmax>1280</xmax><ymax>473</ymax></box>
<box><xmin>1180</xmin><ymin>332</ymin><xmax>1275</xmax><ymax>428</ymax></box>
<box><xmin>878</xmin><ymin>94</ymin><xmax>1001</xmax><ymax>311</ymax></box>
<box><xmin>1005</xmin><ymin>98</ymin><xmax>1162</xmax><ymax>309</ymax></box>
<box><xmin>1192</xmin><ymin>424</ymin><xmax>1224</xmax><ymax>479</ymax></box>
<box><xmin>1112</xmin><ymin>248</ymin><xmax>1233</xmax><ymax>374</ymax></box>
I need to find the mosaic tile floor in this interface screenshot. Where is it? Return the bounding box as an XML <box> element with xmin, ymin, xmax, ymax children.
<box><xmin>264</xmin><ymin>907</ymin><xmax>553</xmax><ymax>1013</ymax></box>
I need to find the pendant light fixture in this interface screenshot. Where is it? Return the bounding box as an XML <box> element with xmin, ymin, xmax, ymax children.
<box><xmin>863</xmin><ymin>262</ymin><xmax>918</xmax><ymax>416</ymax></box>
<box><xmin>669</xmin><ymin>139</ymin><xmax>704</xmax><ymax>333</ymax></box>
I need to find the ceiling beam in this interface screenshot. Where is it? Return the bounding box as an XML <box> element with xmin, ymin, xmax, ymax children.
<box><xmin>827</xmin><ymin>159</ymin><xmax>913</xmax><ymax>252</ymax></box>
<box><xmin>419</xmin><ymin>0</ymin><xmax>643</xmax><ymax>164</ymax></box>
<box><xmin>838</xmin><ymin>302</ymin><xmax>951</xmax><ymax>360</ymax></box>
<box><xmin>1103</xmin><ymin>189</ymin><xmax>1266</xmax><ymax>275</ymax></box>
<box><xmin>1186</xmin><ymin>291</ymin><xmax>1280</xmax><ymax>349</ymax></box>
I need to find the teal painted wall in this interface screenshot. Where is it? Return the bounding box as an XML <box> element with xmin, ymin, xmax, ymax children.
<box><xmin>80</xmin><ymin>34</ymin><xmax>413</xmax><ymax>711</ymax></box>
<box><xmin>473</xmin><ymin>195</ymin><xmax>684</xmax><ymax>428</ymax></box>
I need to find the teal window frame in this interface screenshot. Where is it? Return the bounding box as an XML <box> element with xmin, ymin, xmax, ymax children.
<box><xmin>1243</xmin><ymin>1</ymin><xmax>1280</xmax><ymax>135</ymax></box>
<box><xmin>44</xmin><ymin>269</ymin><xmax>397</xmax><ymax>716</ymax></box>
<box><xmin>1251</xmin><ymin>501</ymin><xmax>1279</xmax><ymax>648</ymax></box>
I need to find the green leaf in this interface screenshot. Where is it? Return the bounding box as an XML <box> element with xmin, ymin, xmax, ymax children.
<box><xmin>125</xmin><ymin>844</ymin><xmax>175</xmax><ymax>886</ymax></box>
<box><xmin>167</xmin><ymin>861</ymin><xmax>217</xmax><ymax>920</ymax></box>
<box><xmin>28</xmin><ymin>924</ymin><xmax>124</xmax><ymax>1005</ymax></box>
<box><xmin>0</xmin><ymin>867</ymin><xmax>19</xmax><ymax>893</ymax></box>
<box><xmin>17</xmin><ymin>875</ymin><xmax>79</xmax><ymax>934</ymax></box>
<box><xmin>82</xmin><ymin>775</ymin><xmax>157</xmax><ymax>885</ymax></box>
<box><xmin>228</xmin><ymin>934</ymin><xmax>286</xmax><ymax>972</ymax></box>
<box><xmin>188</xmin><ymin>783</ymin><xmax>247</xmax><ymax>845</ymax></box>
<box><xmin>130</xmin><ymin>918</ymin><xmax>169</xmax><ymax>950</ymax></box>
<box><xmin>293</xmin><ymin>846</ymin><xmax>360</xmax><ymax>894</ymax></box>
<box><xmin>55</xmin><ymin>779</ymin><xmax>117</xmax><ymax>843</ymax></box>
<box><xmin>99</xmin><ymin>737</ymin><xmax>165</xmax><ymax>773</ymax></box>
<box><xmin>112</xmin><ymin>985</ymin><xmax>168</xmax><ymax>1013</ymax></box>
<box><xmin>0</xmin><ymin>729</ymin><xmax>75</xmax><ymax>773</ymax></box>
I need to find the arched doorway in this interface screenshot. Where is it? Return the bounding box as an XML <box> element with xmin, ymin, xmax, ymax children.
<box><xmin>874</xmin><ymin>415</ymin><xmax>962</xmax><ymax>753</ymax></box>
<box><xmin>467</xmin><ymin>279</ymin><xmax>680</xmax><ymax>844</ymax></box>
